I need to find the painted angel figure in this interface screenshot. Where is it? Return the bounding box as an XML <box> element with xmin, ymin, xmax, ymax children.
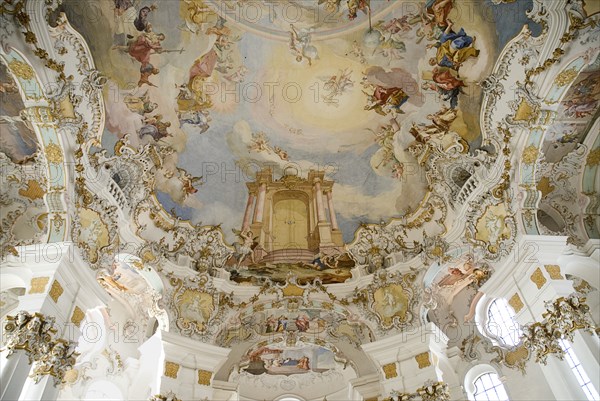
<box><xmin>363</xmin><ymin>84</ymin><xmax>409</xmax><ymax>116</ymax></box>
<box><xmin>248</xmin><ymin>131</ymin><xmax>272</xmax><ymax>154</ymax></box>
<box><xmin>318</xmin><ymin>0</ymin><xmax>342</xmax><ymax>13</ymax></box>
<box><xmin>180</xmin><ymin>0</ymin><xmax>212</xmax><ymax>34</ymax></box>
<box><xmin>179</xmin><ymin>109</ymin><xmax>211</xmax><ymax>134</ymax></box>
<box><xmin>232</xmin><ymin>228</ymin><xmax>258</xmax><ymax>267</ymax></box>
<box><xmin>321</xmin><ymin>68</ymin><xmax>354</xmax><ymax>106</ymax></box>
<box><xmin>225</xmin><ymin>65</ymin><xmax>248</xmax><ymax>83</ymax></box>
<box><xmin>346</xmin><ymin>40</ymin><xmax>366</xmax><ymax>64</ymax></box>
<box><xmin>123</xmin><ymin>90</ymin><xmax>158</xmax><ymax>115</ymax></box>
<box><xmin>178</xmin><ymin>168</ymin><xmax>202</xmax><ymax>196</ymax></box>
<box><xmin>289</xmin><ymin>24</ymin><xmax>317</xmax><ymax>66</ymax></box>
<box><xmin>347</xmin><ymin>0</ymin><xmax>370</xmax><ymax>20</ymax></box>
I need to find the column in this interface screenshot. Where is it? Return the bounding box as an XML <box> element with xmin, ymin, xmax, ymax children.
<box><xmin>0</xmin><ymin>243</ymin><xmax>110</xmax><ymax>401</ymax></box>
<box><xmin>313</xmin><ymin>179</ymin><xmax>326</xmax><ymax>223</ymax></box>
<box><xmin>158</xmin><ymin>331</ymin><xmax>231</xmax><ymax>401</ymax></box>
<box><xmin>312</xmin><ymin>188</ymin><xmax>319</xmax><ymax>229</ymax></box>
<box><xmin>253</xmin><ymin>183</ymin><xmax>266</xmax><ymax>224</ymax></box>
<box><xmin>361</xmin><ymin>323</ymin><xmax>457</xmax><ymax>398</ymax></box>
<box><xmin>325</xmin><ymin>190</ymin><xmax>339</xmax><ymax>230</ymax></box>
<box><xmin>242</xmin><ymin>192</ymin><xmax>255</xmax><ymax>230</ymax></box>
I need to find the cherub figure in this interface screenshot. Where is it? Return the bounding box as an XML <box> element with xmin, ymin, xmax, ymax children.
<box><xmin>225</xmin><ymin>65</ymin><xmax>248</xmax><ymax>83</ymax></box>
<box><xmin>321</xmin><ymin>68</ymin><xmax>354</xmax><ymax>105</ymax></box>
<box><xmin>178</xmin><ymin>168</ymin><xmax>202</xmax><ymax>196</ymax></box>
<box><xmin>347</xmin><ymin>0</ymin><xmax>370</xmax><ymax>20</ymax></box>
<box><xmin>273</xmin><ymin>146</ymin><xmax>289</xmax><ymax>161</ymax></box>
<box><xmin>319</xmin><ymin>0</ymin><xmax>342</xmax><ymax>13</ymax></box>
<box><xmin>289</xmin><ymin>24</ymin><xmax>317</xmax><ymax>66</ymax></box>
<box><xmin>346</xmin><ymin>40</ymin><xmax>366</xmax><ymax>64</ymax></box>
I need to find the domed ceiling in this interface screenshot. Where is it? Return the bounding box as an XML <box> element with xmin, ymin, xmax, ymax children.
<box><xmin>55</xmin><ymin>0</ymin><xmax>542</xmax><ymax>285</ymax></box>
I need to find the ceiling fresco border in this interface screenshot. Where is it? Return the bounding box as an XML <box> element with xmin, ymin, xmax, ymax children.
<box><xmin>0</xmin><ymin>49</ymin><xmax>69</xmax><ymax>244</ymax></box>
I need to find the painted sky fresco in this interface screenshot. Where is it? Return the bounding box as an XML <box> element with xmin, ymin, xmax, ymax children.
<box><xmin>0</xmin><ymin>62</ymin><xmax>38</xmax><ymax>164</ymax></box>
<box><xmin>63</xmin><ymin>0</ymin><xmax>540</xmax><ymax>244</ymax></box>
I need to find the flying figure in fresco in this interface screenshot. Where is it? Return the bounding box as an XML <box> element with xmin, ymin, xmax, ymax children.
<box><xmin>179</xmin><ymin>0</ymin><xmax>213</xmax><ymax>34</ymax></box>
<box><xmin>138</xmin><ymin>114</ymin><xmax>172</xmax><ymax>141</ymax></box>
<box><xmin>289</xmin><ymin>24</ymin><xmax>317</xmax><ymax>66</ymax></box>
<box><xmin>417</xmin><ymin>0</ymin><xmax>454</xmax><ymax>42</ymax></box>
<box><xmin>347</xmin><ymin>0</ymin><xmax>370</xmax><ymax>21</ymax></box>
<box><xmin>320</xmin><ymin>68</ymin><xmax>354</xmax><ymax>106</ymax></box>
<box><xmin>179</xmin><ymin>109</ymin><xmax>211</xmax><ymax>134</ymax></box>
<box><xmin>346</xmin><ymin>40</ymin><xmax>366</xmax><ymax>64</ymax></box>
<box><xmin>427</xmin><ymin>20</ymin><xmax>479</xmax><ymax>70</ymax></box>
<box><xmin>363</xmin><ymin>83</ymin><xmax>409</xmax><ymax>116</ymax></box>
<box><xmin>123</xmin><ymin>91</ymin><xmax>158</xmax><ymax>115</ymax></box>
<box><xmin>177</xmin><ymin>168</ymin><xmax>202</xmax><ymax>197</ymax></box>
<box><xmin>426</xmin><ymin>106</ymin><xmax>458</xmax><ymax>132</ymax></box>
<box><xmin>318</xmin><ymin>0</ymin><xmax>343</xmax><ymax>13</ymax></box>
<box><xmin>127</xmin><ymin>31</ymin><xmax>165</xmax><ymax>87</ymax></box>
<box><xmin>422</xmin><ymin>66</ymin><xmax>465</xmax><ymax>109</ymax></box>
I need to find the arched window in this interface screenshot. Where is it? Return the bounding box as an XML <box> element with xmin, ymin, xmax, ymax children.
<box><xmin>559</xmin><ymin>339</ymin><xmax>600</xmax><ymax>401</ymax></box>
<box><xmin>485</xmin><ymin>298</ymin><xmax>522</xmax><ymax>347</ymax></box>
<box><xmin>472</xmin><ymin>372</ymin><xmax>509</xmax><ymax>401</ymax></box>
<box><xmin>465</xmin><ymin>364</ymin><xmax>510</xmax><ymax>401</ymax></box>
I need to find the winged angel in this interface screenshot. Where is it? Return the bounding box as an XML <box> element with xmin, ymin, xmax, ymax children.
<box><xmin>320</xmin><ymin>68</ymin><xmax>354</xmax><ymax>106</ymax></box>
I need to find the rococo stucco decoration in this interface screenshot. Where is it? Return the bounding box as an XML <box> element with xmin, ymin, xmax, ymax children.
<box><xmin>0</xmin><ymin>0</ymin><xmax>599</xmax><ymax>400</ymax></box>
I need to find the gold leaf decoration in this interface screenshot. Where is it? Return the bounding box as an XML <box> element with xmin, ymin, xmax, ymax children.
<box><xmin>19</xmin><ymin>180</ymin><xmax>46</xmax><ymax>201</ymax></box>
<box><xmin>8</xmin><ymin>59</ymin><xmax>34</xmax><ymax>80</ymax></box>
<box><xmin>522</xmin><ymin>145</ymin><xmax>539</xmax><ymax>165</ymax></box>
<box><xmin>45</xmin><ymin>142</ymin><xmax>64</xmax><ymax>164</ymax></box>
<box><xmin>49</xmin><ymin>280</ymin><xmax>64</xmax><ymax>303</ymax></box>
<box><xmin>29</xmin><ymin>277</ymin><xmax>49</xmax><ymax>294</ymax></box>
<box><xmin>415</xmin><ymin>352</ymin><xmax>431</xmax><ymax>369</ymax></box>
<box><xmin>197</xmin><ymin>369</ymin><xmax>212</xmax><ymax>386</ymax></box>
<box><xmin>545</xmin><ymin>265</ymin><xmax>563</xmax><ymax>280</ymax></box>
<box><xmin>536</xmin><ymin>177</ymin><xmax>555</xmax><ymax>198</ymax></box>
<box><xmin>164</xmin><ymin>362</ymin><xmax>179</xmax><ymax>379</ymax></box>
<box><xmin>554</xmin><ymin>67</ymin><xmax>579</xmax><ymax>87</ymax></box>
<box><xmin>382</xmin><ymin>363</ymin><xmax>397</xmax><ymax>379</ymax></box>
<box><xmin>509</xmin><ymin>293</ymin><xmax>524</xmax><ymax>313</ymax></box>
<box><xmin>586</xmin><ymin>148</ymin><xmax>600</xmax><ymax>166</ymax></box>
<box><xmin>71</xmin><ymin>306</ymin><xmax>85</xmax><ymax>327</ymax></box>
<box><xmin>530</xmin><ymin>267</ymin><xmax>547</xmax><ymax>290</ymax></box>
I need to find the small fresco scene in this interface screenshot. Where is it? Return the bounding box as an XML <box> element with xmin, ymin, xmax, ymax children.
<box><xmin>98</xmin><ymin>255</ymin><xmax>151</xmax><ymax>293</ymax></box>
<box><xmin>546</xmin><ymin>54</ymin><xmax>600</xmax><ymax>161</ymax></box>
<box><xmin>61</xmin><ymin>0</ymin><xmax>539</xmax><ymax>282</ymax></box>
<box><xmin>0</xmin><ymin>62</ymin><xmax>38</xmax><ymax>164</ymax></box>
<box><xmin>243</xmin><ymin>308</ymin><xmax>327</xmax><ymax>335</ymax></box>
<box><xmin>372</xmin><ymin>283</ymin><xmax>409</xmax><ymax>325</ymax></box>
<box><xmin>240</xmin><ymin>343</ymin><xmax>338</xmax><ymax>376</ymax></box>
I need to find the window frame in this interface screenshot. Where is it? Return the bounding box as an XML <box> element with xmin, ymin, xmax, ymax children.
<box><xmin>464</xmin><ymin>364</ymin><xmax>510</xmax><ymax>401</ymax></box>
<box><xmin>477</xmin><ymin>296</ymin><xmax>523</xmax><ymax>348</ymax></box>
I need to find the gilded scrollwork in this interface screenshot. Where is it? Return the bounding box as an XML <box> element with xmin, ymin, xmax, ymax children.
<box><xmin>385</xmin><ymin>381</ymin><xmax>450</xmax><ymax>401</ymax></box>
<box><xmin>149</xmin><ymin>392</ymin><xmax>181</xmax><ymax>401</ymax></box>
<box><xmin>168</xmin><ymin>272</ymin><xmax>230</xmax><ymax>339</ymax></box>
<box><xmin>523</xmin><ymin>294</ymin><xmax>598</xmax><ymax>364</ymax></box>
<box><xmin>30</xmin><ymin>339</ymin><xmax>79</xmax><ymax>385</ymax></box>
<box><xmin>2</xmin><ymin>311</ymin><xmax>57</xmax><ymax>361</ymax></box>
<box><xmin>465</xmin><ymin>195</ymin><xmax>517</xmax><ymax>260</ymax></box>
<box><xmin>352</xmin><ymin>270</ymin><xmax>421</xmax><ymax>331</ymax></box>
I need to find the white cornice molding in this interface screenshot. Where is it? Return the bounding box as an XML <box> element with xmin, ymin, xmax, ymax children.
<box><xmin>361</xmin><ymin>323</ymin><xmax>448</xmax><ymax>365</ymax></box>
<box><xmin>480</xmin><ymin>235</ymin><xmax>568</xmax><ymax>297</ymax></box>
<box><xmin>161</xmin><ymin>330</ymin><xmax>231</xmax><ymax>370</ymax></box>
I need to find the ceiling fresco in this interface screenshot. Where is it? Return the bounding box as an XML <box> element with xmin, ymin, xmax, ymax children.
<box><xmin>0</xmin><ymin>62</ymin><xmax>38</xmax><ymax>164</ymax></box>
<box><xmin>542</xmin><ymin>54</ymin><xmax>600</xmax><ymax>162</ymax></box>
<box><xmin>59</xmin><ymin>0</ymin><xmax>541</xmax><ymax>284</ymax></box>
